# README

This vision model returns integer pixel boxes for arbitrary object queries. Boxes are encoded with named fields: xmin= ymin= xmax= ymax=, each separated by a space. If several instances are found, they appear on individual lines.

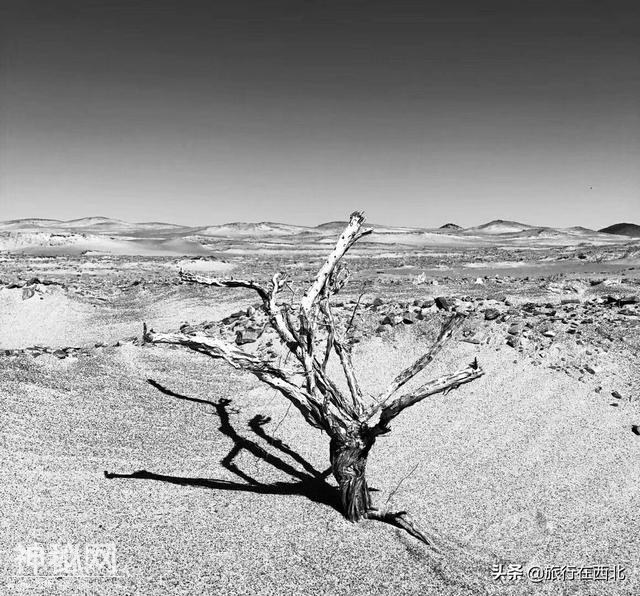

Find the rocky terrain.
xmin=1 ymin=223 xmax=639 ymax=595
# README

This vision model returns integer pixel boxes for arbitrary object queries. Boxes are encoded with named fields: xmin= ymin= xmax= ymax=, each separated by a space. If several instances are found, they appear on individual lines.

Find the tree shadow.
xmin=104 ymin=379 xmax=340 ymax=512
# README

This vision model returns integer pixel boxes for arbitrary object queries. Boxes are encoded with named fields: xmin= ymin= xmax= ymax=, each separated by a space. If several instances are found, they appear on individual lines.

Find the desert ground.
xmin=1 ymin=218 xmax=639 ymax=595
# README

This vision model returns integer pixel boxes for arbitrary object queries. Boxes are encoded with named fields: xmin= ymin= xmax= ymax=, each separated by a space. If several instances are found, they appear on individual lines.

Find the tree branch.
xmin=300 ymin=211 xmax=371 ymax=316
xmin=368 ymin=360 xmax=484 ymax=434
xmin=146 ymin=329 xmax=326 ymax=430
xmin=180 ymin=270 xmax=270 ymax=302
xmin=333 ymin=339 xmax=364 ymax=416
xmin=365 ymin=314 xmax=466 ymax=423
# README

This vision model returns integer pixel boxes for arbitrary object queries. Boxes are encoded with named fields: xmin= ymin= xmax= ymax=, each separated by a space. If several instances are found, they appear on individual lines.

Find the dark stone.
xmin=179 ymin=323 xmax=197 ymax=335
xmin=235 ymin=328 xmax=260 ymax=345
xmin=435 ymin=296 xmax=454 ymax=310
xmin=484 ymin=308 xmax=500 ymax=321
xmin=402 ymin=311 xmax=416 ymax=324
xmin=507 ymin=323 xmax=522 ymax=335
xmin=381 ymin=314 xmax=402 ymax=326
xmin=506 ymin=335 xmax=520 ymax=348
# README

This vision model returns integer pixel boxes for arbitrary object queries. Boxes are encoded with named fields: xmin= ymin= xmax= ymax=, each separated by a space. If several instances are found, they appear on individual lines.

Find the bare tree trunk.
xmin=329 ymin=433 xmax=374 ymax=522
xmin=143 ymin=212 xmax=485 ymax=546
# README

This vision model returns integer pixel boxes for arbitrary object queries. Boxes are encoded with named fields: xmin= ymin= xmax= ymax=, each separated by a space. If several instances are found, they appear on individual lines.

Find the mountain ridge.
xmin=2 ymin=216 xmax=638 ymax=235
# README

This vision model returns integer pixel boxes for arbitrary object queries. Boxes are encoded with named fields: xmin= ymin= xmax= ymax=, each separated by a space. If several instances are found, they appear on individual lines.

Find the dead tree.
xmin=144 ymin=212 xmax=484 ymax=545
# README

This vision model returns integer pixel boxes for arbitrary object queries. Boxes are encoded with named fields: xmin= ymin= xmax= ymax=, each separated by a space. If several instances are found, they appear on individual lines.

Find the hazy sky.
xmin=1 ymin=0 xmax=638 ymax=228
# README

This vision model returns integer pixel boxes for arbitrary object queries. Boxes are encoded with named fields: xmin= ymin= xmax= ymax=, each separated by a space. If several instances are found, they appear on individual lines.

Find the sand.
xmin=1 ymin=241 xmax=638 ymax=595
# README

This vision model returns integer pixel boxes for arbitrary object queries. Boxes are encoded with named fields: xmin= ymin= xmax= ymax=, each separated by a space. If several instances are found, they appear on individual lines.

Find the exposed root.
xmin=365 ymin=507 xmax=438 ymax=549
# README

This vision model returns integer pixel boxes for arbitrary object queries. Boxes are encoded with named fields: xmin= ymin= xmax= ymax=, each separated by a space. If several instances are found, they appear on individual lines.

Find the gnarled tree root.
xmin=365 ymin=508 xmax=438 ymax=550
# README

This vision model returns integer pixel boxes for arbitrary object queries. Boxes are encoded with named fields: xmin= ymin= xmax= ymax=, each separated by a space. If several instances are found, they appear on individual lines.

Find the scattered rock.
xmin=435 ymin=296 xmax=454 ymax=310
xmin=402 ymin=311 xmax=416 ymax=324
xmin=235 ymin=328 xmax=260 ymax=345
xmin=506 ymin=335 xmax=520 ymax=348
xmin=484 ymin=308 xmax=500 ymax=321
xmin=381 ymin=314 xmax=403 ymax=326
xmin=179 ymin=323 xmax=197 ymax=335
xmin=21 ymin=287 xmax=35 ymax=300
xmin=507 ymin=323 xmax=522 ymax=336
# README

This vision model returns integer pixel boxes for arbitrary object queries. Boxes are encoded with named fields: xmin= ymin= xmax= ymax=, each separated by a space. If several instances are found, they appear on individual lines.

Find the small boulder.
xmin=435 ymin=296 xmax=454 ymax=311
xmin=506 ymin=335 xmax=520 ymax=348
xmin=402 ymin=311 xmax=416 ymax=324
xmin=381 ymin=314 xmax=402 ymax=326
xmin=507 ymin=323 xmax=522 ymax=336
xmin=21 ymin=287 xmax=35 ymax=300
xmin=235 ymin=328 xmax=260 ymax=345
xmin=484 ymin=308 xmax=500 ymax=321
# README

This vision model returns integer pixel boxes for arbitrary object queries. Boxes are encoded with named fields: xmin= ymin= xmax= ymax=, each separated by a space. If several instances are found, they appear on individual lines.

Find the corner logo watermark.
xmin=491 ymin=562 xmax=627 ymax=583
xmin=13 ymin=542 xmax=118 ymax=577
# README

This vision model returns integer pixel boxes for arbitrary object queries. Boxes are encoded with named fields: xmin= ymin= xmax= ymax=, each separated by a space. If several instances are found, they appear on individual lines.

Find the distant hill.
xmin=314 ymin=221 xmax=349 ymax=231
xmin=198 ymin=222 xmax=309 ymax=236
xmin=1 ymin=215 xmax=637 ymax=254
xmin=599 ymin=223 xmax=640 ymax=237
xmin=58 ymin=216 xmax=128 ymax=227
xmin=471 ymin=220 xmax=536 ymax=234
xmin=565 ymin=226 xmax=596 ymax=235
xmin=0 ymin=217 xmax=186 ymax=232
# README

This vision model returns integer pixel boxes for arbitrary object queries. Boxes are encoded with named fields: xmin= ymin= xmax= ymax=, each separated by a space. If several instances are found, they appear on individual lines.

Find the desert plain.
xmin=1 ymin=217 xmax=639 ymax=595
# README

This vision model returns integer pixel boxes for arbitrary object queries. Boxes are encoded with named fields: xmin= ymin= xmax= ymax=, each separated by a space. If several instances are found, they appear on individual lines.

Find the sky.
xmin=1 ymin=0 xmax=638 ymax=228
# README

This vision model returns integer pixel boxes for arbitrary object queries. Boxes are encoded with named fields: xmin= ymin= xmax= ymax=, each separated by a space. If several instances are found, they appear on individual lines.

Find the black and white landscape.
xmin=1 ymin=1 xmax=639 ymax=595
